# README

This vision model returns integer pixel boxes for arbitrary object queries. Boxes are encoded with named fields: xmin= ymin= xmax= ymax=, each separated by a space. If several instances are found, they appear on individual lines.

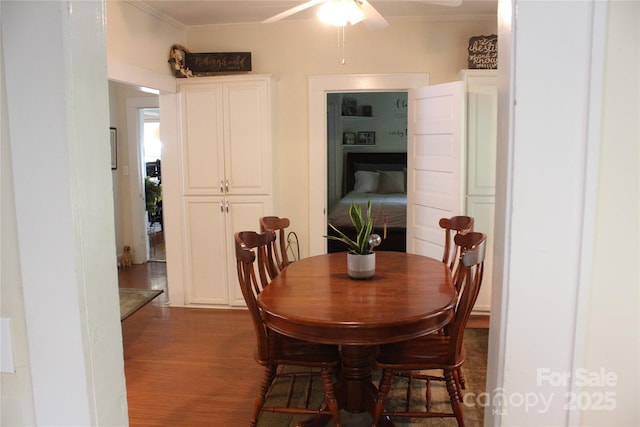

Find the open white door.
xmin=406 ymin=81 xmax=465 ymax=258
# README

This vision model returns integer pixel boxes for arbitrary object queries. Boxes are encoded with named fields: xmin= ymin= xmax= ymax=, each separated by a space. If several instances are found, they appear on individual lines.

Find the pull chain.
xmin=338 ymin=26 xmax=346 ymax=66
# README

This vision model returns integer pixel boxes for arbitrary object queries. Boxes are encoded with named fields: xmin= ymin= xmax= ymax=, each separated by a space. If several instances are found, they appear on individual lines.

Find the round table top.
xmin=258 ymin=251 xmax=457 ymax=345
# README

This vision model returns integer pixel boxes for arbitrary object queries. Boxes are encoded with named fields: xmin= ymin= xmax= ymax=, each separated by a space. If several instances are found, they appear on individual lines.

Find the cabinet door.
xmin=180 ymin=84 xmax=225 ymax=196
xmin=223 ymin=80 xmax=272 ymax=195
xmin=183 ymin=196 xmax=229 ymax=304
xmin=466 ymin=195 xmax=494 ymax=314
xmin=224 ymin=195 xmax=272 ymax=306
xmin=466 ymin=74 xmax=497 ymax=196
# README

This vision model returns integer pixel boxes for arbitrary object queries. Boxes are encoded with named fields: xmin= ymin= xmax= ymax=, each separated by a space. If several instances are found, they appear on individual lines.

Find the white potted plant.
xmin=326 ymin=200 xmax=381 ymax=279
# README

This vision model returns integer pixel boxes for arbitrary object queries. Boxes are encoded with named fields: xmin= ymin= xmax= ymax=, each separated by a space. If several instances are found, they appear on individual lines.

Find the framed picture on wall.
xmin=343 ymin=132 xmax=356 ymax=145
xmin=110 ymin=127 xmax=117 ymax=170
xmin=357 ymin=131 xmax=375 ymax=145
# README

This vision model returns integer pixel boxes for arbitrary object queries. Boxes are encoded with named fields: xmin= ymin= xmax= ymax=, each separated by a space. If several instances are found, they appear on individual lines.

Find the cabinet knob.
xmin=219 ymin=201 xmax=224 ymax=212
xmin=225 ymin=201 xmax=229 ymax=213
xmin=219 ymin=181 xmax=224 ymax=193
xmin=225 ymin=180 xmax=230 ymax=192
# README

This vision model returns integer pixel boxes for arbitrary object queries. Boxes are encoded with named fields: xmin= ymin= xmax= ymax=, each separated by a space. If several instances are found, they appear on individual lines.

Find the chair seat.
xmin=376 ymin=332 xmax=467 ymax=370
xmin=257 ymin=333 xmax=341 ymax=367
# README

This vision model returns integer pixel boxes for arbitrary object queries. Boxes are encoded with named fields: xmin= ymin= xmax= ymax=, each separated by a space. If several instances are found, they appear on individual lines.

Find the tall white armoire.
xmin=176 ymin=74 xmax=277 ymax=307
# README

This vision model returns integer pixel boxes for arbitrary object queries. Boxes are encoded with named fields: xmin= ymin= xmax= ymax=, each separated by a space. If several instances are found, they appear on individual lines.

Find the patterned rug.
xmin=258 ymin=328 xmax=489 ymax=426
xmin=119 ymin=288 xmax=163 ymax=321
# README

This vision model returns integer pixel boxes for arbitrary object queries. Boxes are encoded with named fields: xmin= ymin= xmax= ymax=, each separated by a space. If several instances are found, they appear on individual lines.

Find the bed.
xmin=327 ymin=152 xmax=407 ymax=253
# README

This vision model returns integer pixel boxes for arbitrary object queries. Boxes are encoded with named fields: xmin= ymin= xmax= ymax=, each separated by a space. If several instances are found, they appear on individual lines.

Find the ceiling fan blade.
xmin=262 ymin=0 xmax=326 ymax=24
xmin=358 ymin=0 xmax=389 ymax=30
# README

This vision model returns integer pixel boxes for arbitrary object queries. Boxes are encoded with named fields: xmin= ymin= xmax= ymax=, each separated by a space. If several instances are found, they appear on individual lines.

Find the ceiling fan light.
xmin=317 ymin=0 xmax=365 ymax=27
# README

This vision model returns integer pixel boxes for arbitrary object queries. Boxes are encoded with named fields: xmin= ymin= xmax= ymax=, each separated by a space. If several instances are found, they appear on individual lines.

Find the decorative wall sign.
xmin=169 ymin=44 xmax=252 ymax=77
xmin=468 ymin=35 xmax=497 ymax=69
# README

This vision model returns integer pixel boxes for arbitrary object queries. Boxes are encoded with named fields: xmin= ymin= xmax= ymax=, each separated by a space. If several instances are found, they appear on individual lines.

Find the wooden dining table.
xmin=257 ymin=251 xmax=457 ymax=426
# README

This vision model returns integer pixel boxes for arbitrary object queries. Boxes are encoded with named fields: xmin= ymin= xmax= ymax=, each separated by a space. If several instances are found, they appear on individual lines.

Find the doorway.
xmin=308 ymin=74 xmax=430 ymax=255
xmin=326 ymin=91 xmax=409 ymax=253
xmin=142 ymin=108 xmax=165 ymax=262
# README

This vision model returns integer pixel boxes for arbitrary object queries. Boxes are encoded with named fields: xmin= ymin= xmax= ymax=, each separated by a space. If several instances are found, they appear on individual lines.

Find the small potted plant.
xmin=326 ymin=200 xmax=381 ymax=279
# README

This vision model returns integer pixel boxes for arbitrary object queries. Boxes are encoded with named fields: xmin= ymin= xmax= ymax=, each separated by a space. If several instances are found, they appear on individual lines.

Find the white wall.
xmin=0 ymin=20 xmax=36 ymax=423
xmin=106 ymin=0 xmax=186 ymax=77
xmin=487 ymin=0 xmax=639 ymax=425
xmin=1 ymin=1 xmax=127 ymax=425
xmin=581 ymin=1 xmax=639 ymax=425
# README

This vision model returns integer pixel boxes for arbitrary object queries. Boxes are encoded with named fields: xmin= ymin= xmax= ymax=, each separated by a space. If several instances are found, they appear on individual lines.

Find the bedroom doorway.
xmin=326 ymin=91 xmax=408 ymax=253
xmin=309 ymin=73 xmax=430 ymax=256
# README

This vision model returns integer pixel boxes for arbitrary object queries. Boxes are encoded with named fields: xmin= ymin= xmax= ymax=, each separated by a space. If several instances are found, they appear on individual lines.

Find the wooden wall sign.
xmin=185 ymin=52 xmax=251 ymax=76
xmin=468 ymin=35 xmax=497 ymax=69
xmin=169 ymin=45 xmax=252 ymax=77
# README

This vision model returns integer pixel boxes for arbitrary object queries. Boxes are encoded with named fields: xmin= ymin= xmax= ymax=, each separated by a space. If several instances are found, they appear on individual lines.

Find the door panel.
xmin=225 ymin=196 xmax=272 ymax=306
xmin=184 ymin=197 xmax=228 ymax=304
xmin=179 ymin=84 xmax=224 ymax=195
xmin=466 ymin=196 xmax=495 ymax=313
xmin=224 ymin=81 xmax=271 ymax=195
xmin=407 ymin=81 xmax=464 ymax=259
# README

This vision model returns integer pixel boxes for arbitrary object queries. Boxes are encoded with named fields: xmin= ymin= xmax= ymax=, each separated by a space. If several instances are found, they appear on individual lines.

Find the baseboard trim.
xmin=467 ymin=313 xmax=490 ymax=328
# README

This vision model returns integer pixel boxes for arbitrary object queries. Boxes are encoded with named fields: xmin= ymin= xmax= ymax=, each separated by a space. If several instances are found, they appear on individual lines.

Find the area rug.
xmin=119 ymin=288 xmax=163 ymax=321
xmin=257 ymin=328 xmax=489 ymax=427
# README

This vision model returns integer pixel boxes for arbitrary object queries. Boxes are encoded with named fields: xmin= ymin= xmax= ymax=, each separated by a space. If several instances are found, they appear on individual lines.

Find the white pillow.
xmin=376 ymin=170 xmax=405 ymax=194
xmin=353 ymin=170 xmax=380 ymax=193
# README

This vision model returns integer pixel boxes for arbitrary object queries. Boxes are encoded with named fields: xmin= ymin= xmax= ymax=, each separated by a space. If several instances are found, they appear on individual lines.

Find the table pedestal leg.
xmin=340 ymin=345 xmax=395 ymax=427
xmin=295 ymin=345 xmax=395 ymax=427
xmin=340 ymin=345 xmax=374 ymax=412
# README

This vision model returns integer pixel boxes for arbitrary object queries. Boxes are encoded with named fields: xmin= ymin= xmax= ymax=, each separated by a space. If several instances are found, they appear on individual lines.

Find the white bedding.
xmin=327 ymin=191 xmax=407 ymax=229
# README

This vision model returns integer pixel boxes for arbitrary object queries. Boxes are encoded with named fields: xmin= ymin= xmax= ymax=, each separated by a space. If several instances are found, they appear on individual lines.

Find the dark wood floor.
xmin=119 ymin=262 xmax=488 ymax=426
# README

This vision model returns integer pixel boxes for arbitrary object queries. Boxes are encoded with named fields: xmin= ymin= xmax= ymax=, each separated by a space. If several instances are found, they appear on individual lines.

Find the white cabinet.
xmin=460 ymin=69 xmax=497 ymax=315
xmin=182 ymin=195 xmax=271 ymax=306
xmin=177 ymin=75 xmax=276 ymax=306
xmin=179 ymin=77 xmax=273 ymax=196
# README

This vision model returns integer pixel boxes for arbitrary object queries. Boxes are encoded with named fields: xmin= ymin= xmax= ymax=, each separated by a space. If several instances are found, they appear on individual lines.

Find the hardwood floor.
xmin=119 ymin=262 xmax=260 ymax=425
xmin=119 ymin=262 xmax=489 ymax=426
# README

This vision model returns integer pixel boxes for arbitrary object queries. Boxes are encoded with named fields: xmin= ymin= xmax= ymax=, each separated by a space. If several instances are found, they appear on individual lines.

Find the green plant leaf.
xmin=326 ymin=200 xmax=374 ymax=254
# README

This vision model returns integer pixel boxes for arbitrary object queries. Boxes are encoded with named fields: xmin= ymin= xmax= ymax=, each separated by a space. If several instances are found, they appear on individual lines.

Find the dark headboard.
xmin=343 ymin=151 xmax=407 ymax=196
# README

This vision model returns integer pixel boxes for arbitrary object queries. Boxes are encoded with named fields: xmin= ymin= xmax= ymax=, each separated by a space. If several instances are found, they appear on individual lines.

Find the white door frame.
xmin=308 ymin=74 xmax=430 ymax=256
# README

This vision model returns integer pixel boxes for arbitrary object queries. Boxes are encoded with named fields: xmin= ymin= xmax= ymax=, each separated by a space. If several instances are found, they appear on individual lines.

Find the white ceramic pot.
xmin=347 ymin=252 xmax=375 ymax=279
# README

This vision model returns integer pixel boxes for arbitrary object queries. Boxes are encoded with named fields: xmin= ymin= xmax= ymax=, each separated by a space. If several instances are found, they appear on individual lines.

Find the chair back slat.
xmin=447 ymin=232 xmax=486 ymax=359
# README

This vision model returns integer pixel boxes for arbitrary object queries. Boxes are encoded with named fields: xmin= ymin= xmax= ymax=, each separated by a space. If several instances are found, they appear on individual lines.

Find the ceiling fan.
xmin=262 ymin=0 xmax=463 ymax=30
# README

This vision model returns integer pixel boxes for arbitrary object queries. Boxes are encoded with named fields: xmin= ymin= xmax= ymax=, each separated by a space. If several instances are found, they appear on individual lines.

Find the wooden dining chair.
xmin=234 ymin=231 xmax=342 ymax=427
xmin=371 ymin=232 xmax=486 ymax=427
xmin=440 ymin=215 xmax=474 ymax=280
xmin=259 ymin=216 xmax=293 ymax=273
